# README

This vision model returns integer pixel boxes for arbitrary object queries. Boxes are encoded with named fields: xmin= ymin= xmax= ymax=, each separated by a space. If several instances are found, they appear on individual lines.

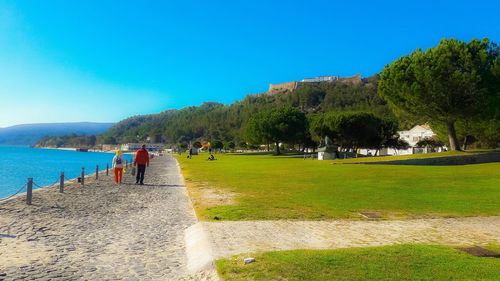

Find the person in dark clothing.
xmin=134 ymin=145 xmax=150 ymax=185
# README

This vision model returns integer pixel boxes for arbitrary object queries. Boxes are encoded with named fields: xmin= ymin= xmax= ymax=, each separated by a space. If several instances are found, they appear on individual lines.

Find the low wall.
xmin=363 ymin=152 xmax=500 ymax=166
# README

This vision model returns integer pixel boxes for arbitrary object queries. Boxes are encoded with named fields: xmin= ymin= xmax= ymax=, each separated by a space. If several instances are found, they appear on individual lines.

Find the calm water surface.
xmin=0 ymin=146 xmax=132 ymax=199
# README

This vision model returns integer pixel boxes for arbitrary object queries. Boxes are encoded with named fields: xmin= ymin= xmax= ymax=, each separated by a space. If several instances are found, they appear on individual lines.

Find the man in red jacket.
xmin=134 ymin=145 xmax=150 ymax=185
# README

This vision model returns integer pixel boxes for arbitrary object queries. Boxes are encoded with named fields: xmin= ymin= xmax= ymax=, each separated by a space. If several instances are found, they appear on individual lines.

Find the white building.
xmin=102 ymin=144 xmax=121 ymax=151
xmin=358 ymin=124 xmax=445 ymax=156
xmin=398 ymin=124 xmax=435 ymax=147
xmin=301 ymin=76 xmax=339 ymax=83
xmin=121 ymin=143 xmax=164 ymax=152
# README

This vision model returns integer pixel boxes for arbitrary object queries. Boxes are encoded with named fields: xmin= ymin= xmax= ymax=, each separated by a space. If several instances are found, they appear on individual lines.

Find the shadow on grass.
xmin=120 ymin=182 xmax=183 ymax=188
xmin=352 ymin=152 xmax=500 ymax=166
xmin=227 ymin=151 xmax=306 ymax=157
xmin=221 ymin=149 xmax=500 ymax=164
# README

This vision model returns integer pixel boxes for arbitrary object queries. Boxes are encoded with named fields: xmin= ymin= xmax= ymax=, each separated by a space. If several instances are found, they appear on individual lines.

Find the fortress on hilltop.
xmin=268 ymin=74 xmax=364 ymax=94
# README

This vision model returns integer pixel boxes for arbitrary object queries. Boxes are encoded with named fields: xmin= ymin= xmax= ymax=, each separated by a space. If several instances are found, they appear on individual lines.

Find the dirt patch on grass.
xmin=359 ymin=212 xmax=381 ymax=219
xmin=457 ymin=246 xmax=500 ymax=258
xmin=186 ymin=181 xmax=237 ymax=211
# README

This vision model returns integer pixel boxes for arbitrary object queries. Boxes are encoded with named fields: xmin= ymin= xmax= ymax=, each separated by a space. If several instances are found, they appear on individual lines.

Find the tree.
xmin=87 ymin=135 xmax=97 ymax=147
xmin=246 ymin=107 xmax=307 ymax=155
xmin=292 ymin=86 xmax=325 ymax=111
xmin=379 ymin=38 xmax=499 ymax=150
xmin=416 ymin=137 xmax=445 ymax=149
xmin=101 ymin=135 xmax=117 ymax=145
xmin=302 ymin=133 xmax=319 ymax=152
xmin=333 ymin=112 xmax=397 ymax=152
xmin=245 ymin=114 xmax=272 ymax=148
xmin=237 ymin=141 xmax=248 ymax=150
xmin=386 ymin=138 xmax=410 ymax=151
xmin=212 ymin=140 xmax=223 ymax=151
xmin=311 ymin=111 xmax=398 ymax=152
xmin=177 ymin=142 xmax=188 ymax=150
xmin=308 ymin=113 xmax=338 ymax=143
xmin=223 ymin=141 xmax=235 ymax=151
xmin=192 ymin=141 xmax=202 ymax=149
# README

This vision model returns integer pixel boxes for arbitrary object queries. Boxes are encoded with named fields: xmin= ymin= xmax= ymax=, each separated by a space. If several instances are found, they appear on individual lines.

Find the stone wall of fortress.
xmin=339 ymin=74 xmax=362 ymax=85
xmin=268 ymin=81 xmax=298 ymax=93
xmin=268 ymin=74 xmax=363 ymax=93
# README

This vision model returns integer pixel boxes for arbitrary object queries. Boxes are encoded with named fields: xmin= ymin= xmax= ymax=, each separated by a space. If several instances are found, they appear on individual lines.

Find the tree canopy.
xmin=379 ymin=38 xmax=500 ymax=150
xmin=309 ymin=111 xmax=399 ymax=151
xmin=246 ymin=107 xmax=307 ymax=155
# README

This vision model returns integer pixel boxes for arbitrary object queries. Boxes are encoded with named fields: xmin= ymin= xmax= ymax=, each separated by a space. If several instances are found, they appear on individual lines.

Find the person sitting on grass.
xmin=208 ymin=154 xmax=216 ymax=161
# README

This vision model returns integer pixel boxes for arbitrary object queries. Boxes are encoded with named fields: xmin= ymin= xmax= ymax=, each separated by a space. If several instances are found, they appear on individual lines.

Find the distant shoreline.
xmin=38 ymin=146 xmax=79 ymax=151
xmin=37 ymin=146 xmax=136 ymax=155
xmin=38 ymin=147 xmax=115 ymax=154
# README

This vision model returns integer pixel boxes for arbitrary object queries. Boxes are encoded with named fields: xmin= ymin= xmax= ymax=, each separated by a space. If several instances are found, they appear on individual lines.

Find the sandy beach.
xmin=0 ymin=155 xmax=217 ymax=281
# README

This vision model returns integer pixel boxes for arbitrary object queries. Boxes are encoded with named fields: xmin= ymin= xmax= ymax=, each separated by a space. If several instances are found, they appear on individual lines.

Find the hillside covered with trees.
xmin=37 ymin=39 xmax=500 ymax=151
xmin=0 ymin=122 xmax=113 ymax=146
xmin=96 ymin=75 xmax=395 ymax=149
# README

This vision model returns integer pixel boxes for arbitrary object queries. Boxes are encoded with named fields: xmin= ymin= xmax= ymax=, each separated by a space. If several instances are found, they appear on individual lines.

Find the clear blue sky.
xmin=0 ymin=0 xmax=498 ymax=127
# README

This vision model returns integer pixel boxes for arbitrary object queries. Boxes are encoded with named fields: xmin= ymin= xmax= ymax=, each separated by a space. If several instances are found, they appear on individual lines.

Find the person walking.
xmin=134 ymin=144 xmax=150 ymax=185
xmin=112 ymin=150 xmax=125 ymax=185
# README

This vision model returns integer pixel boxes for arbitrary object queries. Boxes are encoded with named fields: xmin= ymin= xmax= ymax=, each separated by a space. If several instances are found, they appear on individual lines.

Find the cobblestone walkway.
xmin=0 ymin=155 xmax=216 ymax=281
xmin=202 ymin=217 xmax=500 ymax=259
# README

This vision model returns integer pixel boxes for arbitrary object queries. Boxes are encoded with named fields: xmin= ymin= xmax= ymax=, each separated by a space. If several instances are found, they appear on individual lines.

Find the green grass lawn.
xmin=216 ymin=244 xmax=500 ymax=281
xmin=177 ymin=152 xmax=500 ymax=220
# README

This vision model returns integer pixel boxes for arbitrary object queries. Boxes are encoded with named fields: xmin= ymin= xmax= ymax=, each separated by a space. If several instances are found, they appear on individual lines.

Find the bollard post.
xmin=96 ymin=165 xmax=99 ymax=180
xmin=27 ymin=178 xmax=33 ymax=205
xmin=60 ymin=172 xmax=64 ymax=193
xmin=81 ymin=167 xmax=85 ymax=186
xmin=106 ymin=163 xmax=109 ymax=176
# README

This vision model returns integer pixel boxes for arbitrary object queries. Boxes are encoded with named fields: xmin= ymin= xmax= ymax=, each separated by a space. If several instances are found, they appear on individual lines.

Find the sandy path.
xmin=0 ymin=155 xmax=217 ymax=281
xmin=202 ymin=217 xmax=500 ymax=259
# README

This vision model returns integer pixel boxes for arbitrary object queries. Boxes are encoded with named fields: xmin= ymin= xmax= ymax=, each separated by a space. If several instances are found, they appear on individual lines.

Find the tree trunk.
xmin=462 ymin=135 xmax=469 ymax=151
xmin=267 ymin=142 xmax=270 ymax=152
xmin=275 ymin=142 xmax=281 ymax=155
xmin=447 ymin=121 xmax=461 ymax=151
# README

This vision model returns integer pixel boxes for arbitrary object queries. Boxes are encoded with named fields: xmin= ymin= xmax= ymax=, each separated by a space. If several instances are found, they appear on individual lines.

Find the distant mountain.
xmin=0 ymin=122 xmax=114 ymax=146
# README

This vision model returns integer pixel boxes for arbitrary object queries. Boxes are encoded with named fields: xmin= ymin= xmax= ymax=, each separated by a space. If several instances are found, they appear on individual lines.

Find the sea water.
xmin=0 ymin=146 xmax=132 ymax=199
